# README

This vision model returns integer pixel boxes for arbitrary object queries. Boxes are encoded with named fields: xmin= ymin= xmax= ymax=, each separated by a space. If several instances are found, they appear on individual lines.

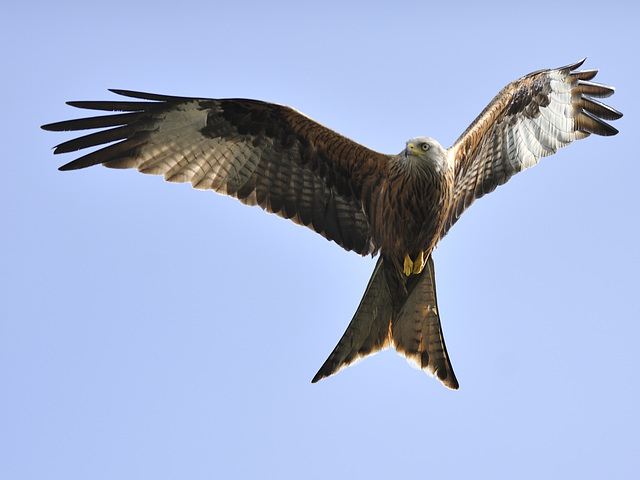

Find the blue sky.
xmin=2 ymin=1 xmax=638 ymax=478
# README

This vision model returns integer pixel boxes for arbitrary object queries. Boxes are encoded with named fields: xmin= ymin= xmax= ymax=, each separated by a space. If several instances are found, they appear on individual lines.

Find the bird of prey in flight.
xmin=42 ymin=59 xmax=621 ymax=389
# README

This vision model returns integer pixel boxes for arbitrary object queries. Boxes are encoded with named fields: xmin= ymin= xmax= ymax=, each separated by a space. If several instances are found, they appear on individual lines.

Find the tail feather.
xmin=391 ymin=256 xmax=459 ymax=389
xmin=313 ymin=255 xmax=459 ymax=390
xmin=311 ymin=257 xmax=393 ymax=382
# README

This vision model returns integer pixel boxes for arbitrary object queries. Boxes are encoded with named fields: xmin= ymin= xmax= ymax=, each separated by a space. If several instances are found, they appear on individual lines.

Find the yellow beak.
xmin=407 ymin=143 xmax=425 ymax=155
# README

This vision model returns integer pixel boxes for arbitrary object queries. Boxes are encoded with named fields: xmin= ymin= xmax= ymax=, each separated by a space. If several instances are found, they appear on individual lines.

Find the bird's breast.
xmin=367 ymin=168 xmax=452 ymax=268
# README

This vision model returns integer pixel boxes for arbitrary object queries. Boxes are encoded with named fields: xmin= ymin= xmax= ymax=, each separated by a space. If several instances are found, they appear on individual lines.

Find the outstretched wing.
xmin=42 ymin=90 xmax=389 ymax=255
xmin=441 ymin=59 xmax=622 ymax=239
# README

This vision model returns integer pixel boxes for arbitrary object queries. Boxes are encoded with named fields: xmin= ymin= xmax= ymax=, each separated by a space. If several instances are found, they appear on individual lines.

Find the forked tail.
xmin=312 ymin=256 xmax=459 ymax=389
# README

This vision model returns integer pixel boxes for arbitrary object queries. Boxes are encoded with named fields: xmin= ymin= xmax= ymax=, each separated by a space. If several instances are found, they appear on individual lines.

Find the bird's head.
xmin=403 ymin=137 xmax=451 ymax=175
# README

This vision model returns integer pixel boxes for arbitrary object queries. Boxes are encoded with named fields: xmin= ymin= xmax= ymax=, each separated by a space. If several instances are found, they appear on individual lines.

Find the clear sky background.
xmin=2 ymin=1 xmax=638 ymax=479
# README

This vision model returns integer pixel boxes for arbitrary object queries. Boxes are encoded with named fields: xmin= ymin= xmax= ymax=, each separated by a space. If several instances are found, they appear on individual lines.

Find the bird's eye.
xmin=421 ymin=143 xmax=429 ymax=151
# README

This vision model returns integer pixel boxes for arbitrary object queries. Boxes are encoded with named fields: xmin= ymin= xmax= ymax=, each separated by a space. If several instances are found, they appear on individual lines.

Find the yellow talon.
xmin=403 ymin=254 xmax=413 ymax=276
xmin=403 ymin=252 xmax=426 ymax=276
xmin=413 ymin=251 xmax=426 ymax=274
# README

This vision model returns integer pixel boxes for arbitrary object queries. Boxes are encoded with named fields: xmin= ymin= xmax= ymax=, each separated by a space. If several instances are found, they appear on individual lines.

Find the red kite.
xmin=42 ymin=59 xmax=621 ymax=389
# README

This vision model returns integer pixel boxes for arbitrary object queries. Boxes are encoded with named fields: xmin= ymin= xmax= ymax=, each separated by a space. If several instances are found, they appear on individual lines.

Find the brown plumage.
xmin=42 ymin=59 xmax=621 ymax=389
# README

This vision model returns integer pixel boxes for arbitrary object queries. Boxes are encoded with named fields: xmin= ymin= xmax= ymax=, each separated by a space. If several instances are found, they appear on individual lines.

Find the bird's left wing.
xmin=440 ymin=59 xmax=622 ymax=239
xmin=42 ymin=90 xmax=389 ymax=256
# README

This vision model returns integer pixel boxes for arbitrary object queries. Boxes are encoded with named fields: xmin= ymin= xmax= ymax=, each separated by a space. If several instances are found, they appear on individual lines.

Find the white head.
xmin=402 ymin=137 xmax=451 ymax=175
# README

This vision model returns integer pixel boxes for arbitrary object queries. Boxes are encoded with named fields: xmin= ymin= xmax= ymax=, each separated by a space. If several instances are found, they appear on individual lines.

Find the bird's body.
xmin=42 ymin=59 xmax=621 ymax=389
xmin=368 ymin=138 xmax=452 ymax=277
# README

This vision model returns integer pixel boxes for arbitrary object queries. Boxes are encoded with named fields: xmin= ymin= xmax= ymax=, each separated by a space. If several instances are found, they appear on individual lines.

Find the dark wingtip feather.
xmin=580 ymin=96 xmax=623 ymax=121
xmin=576 ymin=80 xmax=616 ymax=99
xmin=577 ymin=109 xmax=620 ymax=136
xmin=41 ymin=112 xmax=146 ymax=133
xmin=56 ymin=135 xmax=148 ymax=171
xmin=560 ymin=58 xmax=587 ymax=73
xmin=58 ymin=162 xmax=80 ymax=172
xmin=52 ymin=125 xmax=134 ymax=154
xmin=64 ymin=99 xmax=160 ymax=112
xmin=41 ymin=121 xmax=64 ymax=132
xmin=108 ymin=89 xmax=194 ymax=102
xmin=58 ymin=155 xmax=98 ymax=171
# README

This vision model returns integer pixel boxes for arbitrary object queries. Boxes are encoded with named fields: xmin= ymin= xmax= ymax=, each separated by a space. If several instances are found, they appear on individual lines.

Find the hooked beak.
xmin=406 ymin=142 xmax=424 ymax=156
